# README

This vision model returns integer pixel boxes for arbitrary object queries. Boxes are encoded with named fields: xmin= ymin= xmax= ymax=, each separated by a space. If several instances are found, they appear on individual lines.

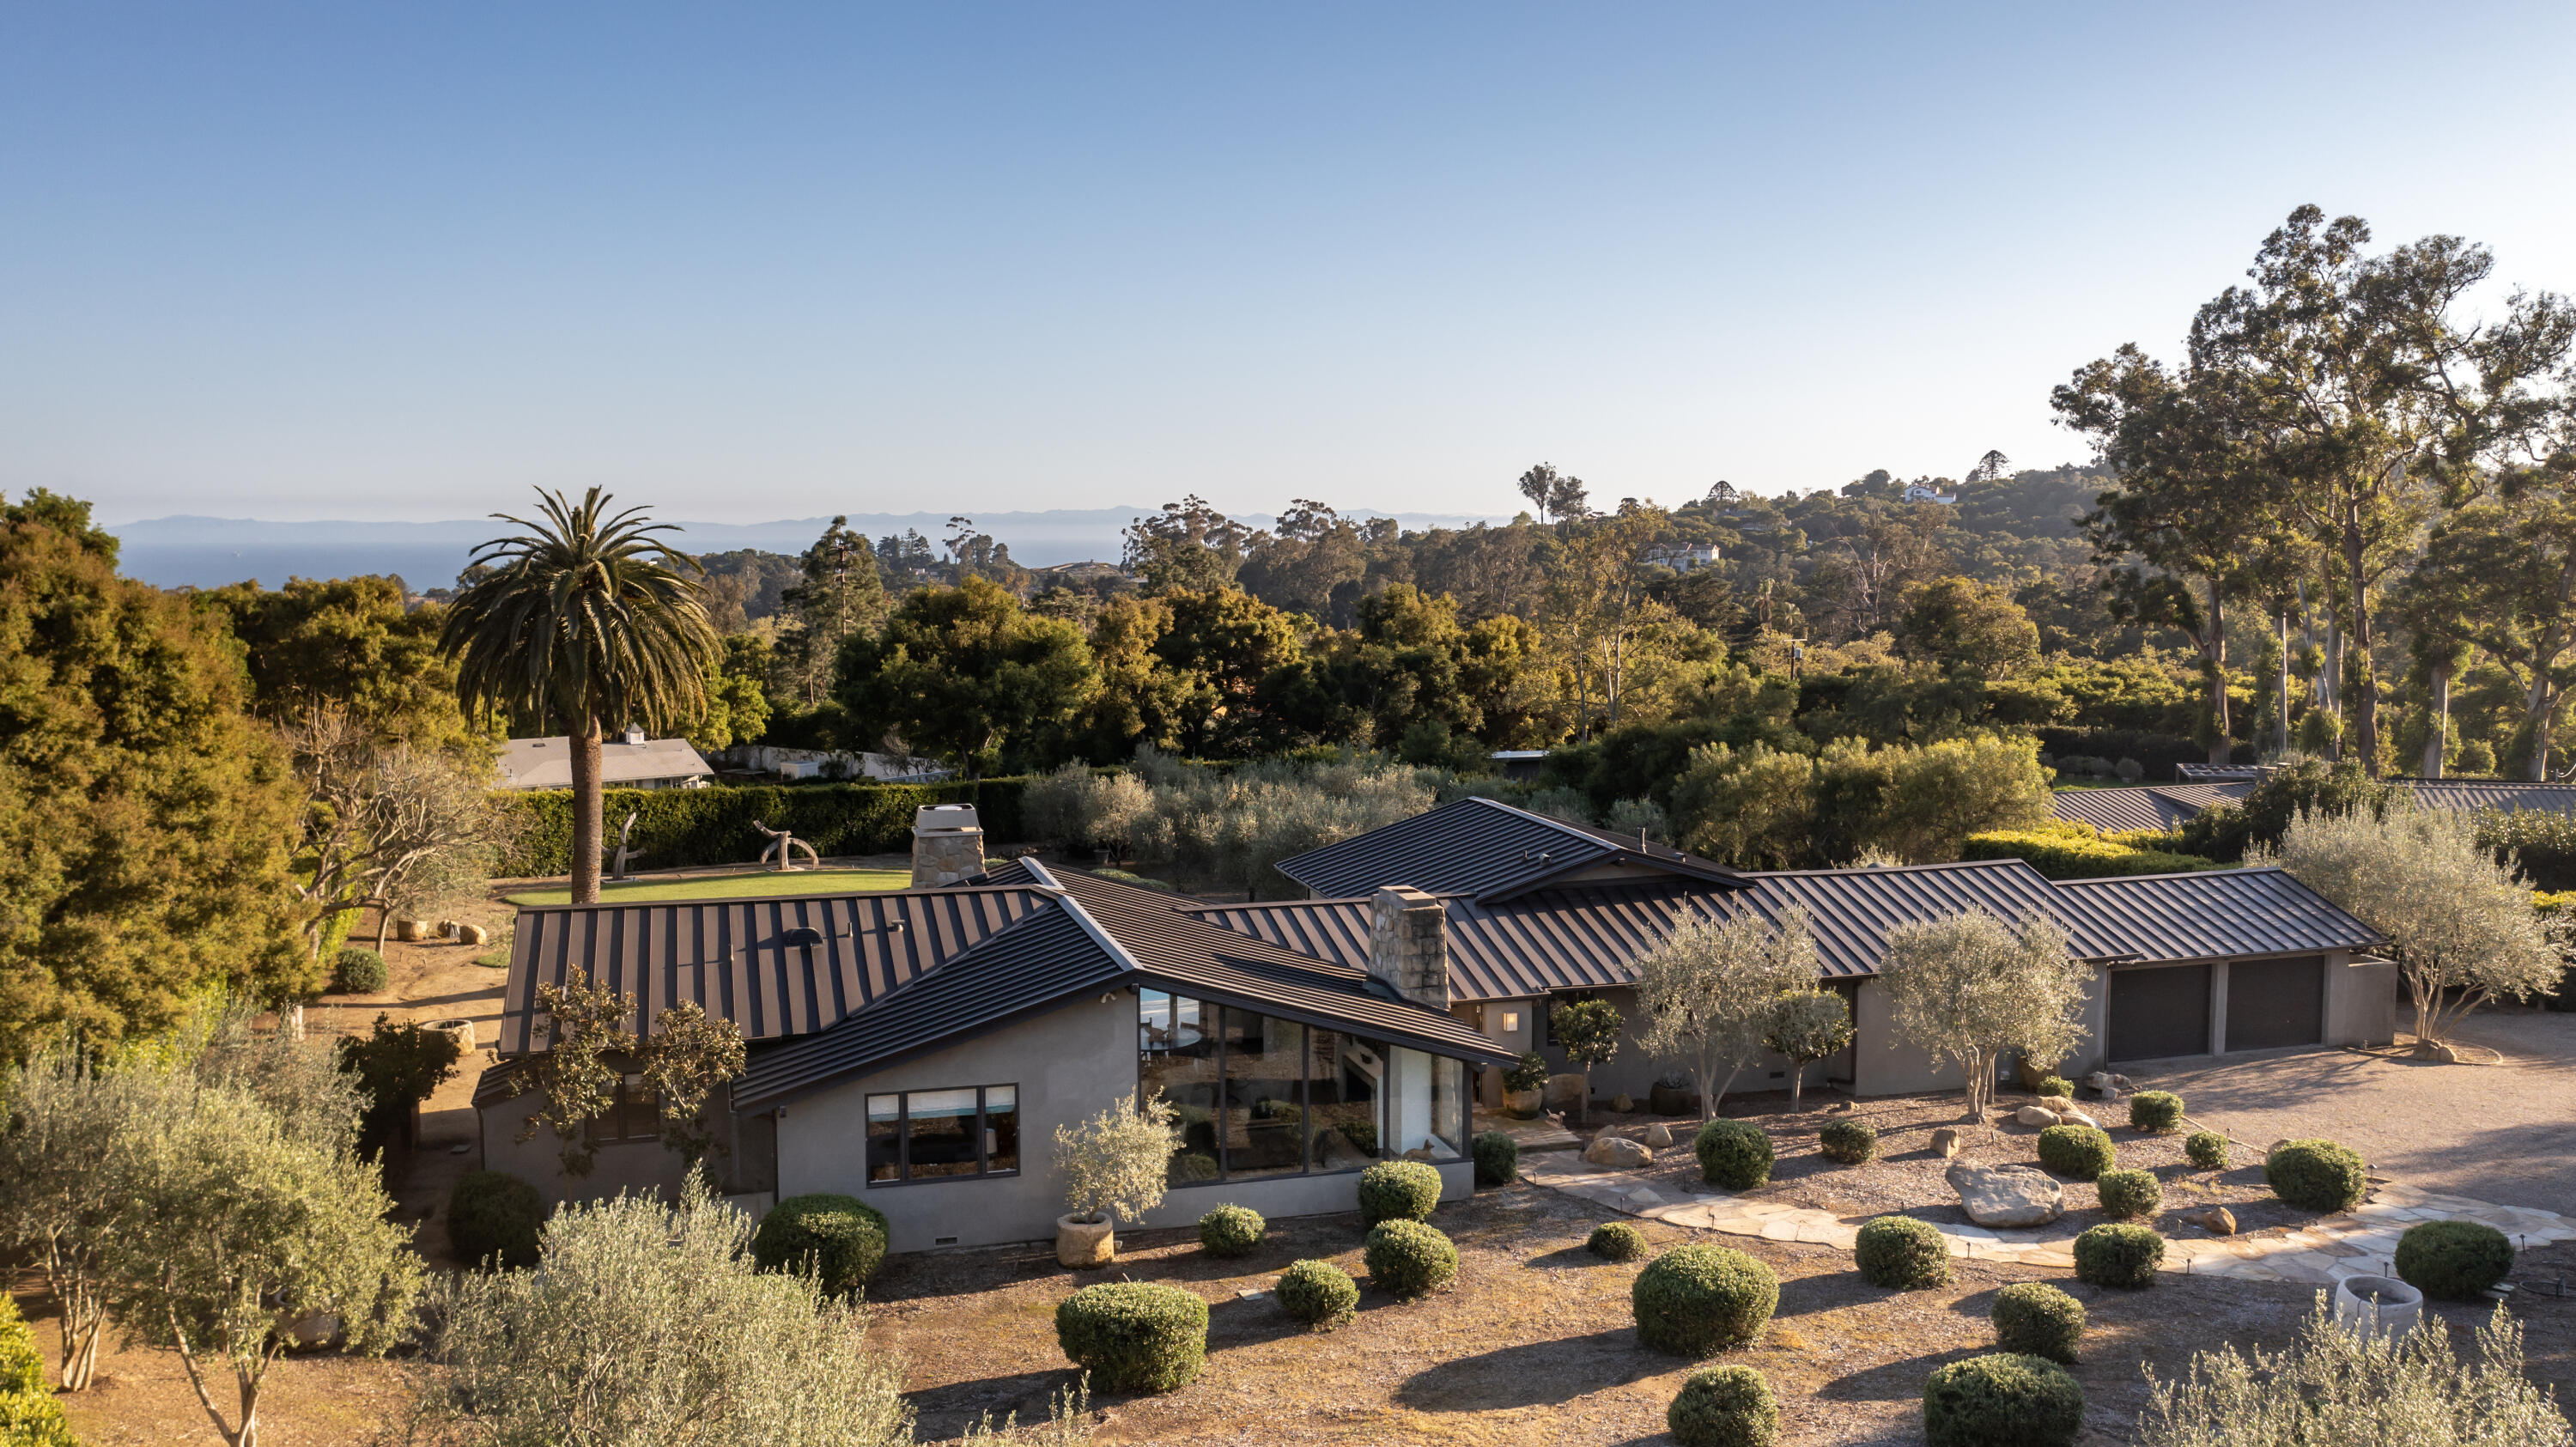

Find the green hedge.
xmin=1055 ymin=1281 xmax=1208 ymax=1393
xmin=1960 ymin=830 xmax=2217 ymax=879
xmin=2394 ymin=1219 xmax=2514 ymax=1300
xmin=494 ymin=776 xmax=1033 ymax=877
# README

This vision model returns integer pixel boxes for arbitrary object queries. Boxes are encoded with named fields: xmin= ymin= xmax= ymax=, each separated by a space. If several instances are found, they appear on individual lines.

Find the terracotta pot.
xmin=1055 ymin=1213 xmax=1115 ymax=1268
xmin=1502 ymin=1087 xmax=1544 ymax=1119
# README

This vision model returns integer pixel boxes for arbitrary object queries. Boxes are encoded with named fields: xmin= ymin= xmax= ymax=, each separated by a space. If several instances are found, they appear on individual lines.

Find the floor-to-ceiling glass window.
xmin=1139 ymin=989 xmax=1220 ymax=1184
xmin=1301 ymin=1028 xmax=1384 ymax=1172
xmin=1219 ymin=1007 xmax=1306 ymax=1179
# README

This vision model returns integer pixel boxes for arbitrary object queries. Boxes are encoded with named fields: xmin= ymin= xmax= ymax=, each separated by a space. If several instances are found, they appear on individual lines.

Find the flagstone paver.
xmin=1516 ymin=1155 xmax=2576 ymax=1289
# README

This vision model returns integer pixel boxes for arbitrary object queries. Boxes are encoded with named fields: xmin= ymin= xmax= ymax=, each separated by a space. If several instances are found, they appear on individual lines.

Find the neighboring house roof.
xmin=2403 ymin=780 xmax=2576 ymax=814
xmin=495 ymin=734 xmax=715 ymax=789
xmin=2056 ymin=868 xmax=2383 ymax=963
xmin=2049 ymin=783 xmax=2251 ymax=832
xmin=1274 ymin=796 xmax=1745 ymax=902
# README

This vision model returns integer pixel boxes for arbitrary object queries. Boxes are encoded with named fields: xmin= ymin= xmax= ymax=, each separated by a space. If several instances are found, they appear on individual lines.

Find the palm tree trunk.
xmin=572 ymin=720 xmax=605 ymax=905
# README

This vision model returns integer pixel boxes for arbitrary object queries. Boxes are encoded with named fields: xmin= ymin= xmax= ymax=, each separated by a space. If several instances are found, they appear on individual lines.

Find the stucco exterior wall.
xmin=477 ymin=1079 xmax=765 ymax=1209
xmin=2324 ymin=951 xmax=2398 ymax=1049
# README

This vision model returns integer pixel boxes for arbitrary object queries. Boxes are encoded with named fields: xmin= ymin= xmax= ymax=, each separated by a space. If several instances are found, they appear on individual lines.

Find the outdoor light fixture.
xmin=1501 ymin=1012 xmax=1521 ymax=1032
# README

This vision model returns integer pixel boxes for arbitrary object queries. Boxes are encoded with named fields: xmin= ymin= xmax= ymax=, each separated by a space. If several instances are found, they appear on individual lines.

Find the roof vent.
xmin=781 ymin=926 xmax=824 ymax=947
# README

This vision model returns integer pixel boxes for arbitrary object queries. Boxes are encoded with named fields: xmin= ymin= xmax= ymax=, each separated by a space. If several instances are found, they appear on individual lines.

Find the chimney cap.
xmin=913 ymin=803 xmax=981 ymax=835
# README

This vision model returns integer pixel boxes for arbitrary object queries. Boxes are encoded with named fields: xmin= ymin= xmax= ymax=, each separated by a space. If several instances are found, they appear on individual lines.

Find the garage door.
xmin=2227 ymin=956 xmax=2324 ymax=1051
xmin=2107 ymin=963 xmax=2211 ymax=1062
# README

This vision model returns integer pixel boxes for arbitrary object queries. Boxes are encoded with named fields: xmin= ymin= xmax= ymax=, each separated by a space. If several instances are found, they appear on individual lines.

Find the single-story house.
xmin=2051 ymin=777 xmax=2576 ymax=833
xmin=497 ymin=728 xmax=715 ymax=790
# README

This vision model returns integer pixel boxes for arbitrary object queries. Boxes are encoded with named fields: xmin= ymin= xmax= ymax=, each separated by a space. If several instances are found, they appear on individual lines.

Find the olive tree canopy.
xmin=1878 ymin=909 xmax=2090 ymax=1121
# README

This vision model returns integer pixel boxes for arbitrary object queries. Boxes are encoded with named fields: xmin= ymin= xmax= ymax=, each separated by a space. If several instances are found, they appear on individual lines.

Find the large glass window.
xmin=860 ymin=1085 xmax=1020 ymax=1186
xmin=1303 ymin=1027 xmax=1382 ymax=1171
xmin=1139 ymin=990 xmax=1221 ymax=1185
xmin=1220 ymin=1007 xmax=1305 ymax=1180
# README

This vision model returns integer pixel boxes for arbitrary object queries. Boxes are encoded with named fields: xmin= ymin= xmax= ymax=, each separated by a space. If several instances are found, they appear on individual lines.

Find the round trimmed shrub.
xmin=2128 ymin=1091 xmax=2185 ymax=1133
xmin=1694 ymin=1119 xmax=1774 ymax=1190
xmin=2036 ymin=1076 xmax=2072 ymax=1099
xmin=750 ymin=1193 xmax=890 ymax=1297
xmin=2265 ymin=1139 xmax=2368 ymax=1212
xmin=1589 ymin=1221 xmax=1648 ymax=1261
xmin=1818 ymin=1118 xmax=1878 ymax=1164
xmin=331 ymin=945 xmax=389 ymax=994
xmin=1364 ymin=1219 xmax=1459 ymax=1299
xmin=1357 ymin=1159 xmax=1443 ymax=1226
xmin=1854 ymin=1215 xmax=1950 ymax=1290
xmin=1631 ymin=1243 xmax=1779 ymax=1357
xmin=1668 ymin=1363 xmax=1779 ymax=1447
xmin=2036 ymin=1123 xmax=2115 ymax=1181
xmin=447 ymin=1170 xmax=543 ymax=1270
xmin=2394 ymin=1219 xmax=2514 ymax=1300
xmin=1275 ymin=1259 xmax=1359 ymax=1330
xmin=1990 ymin=1282 xmax=2086 ymax=1364
xmin=2072 ymin=1223 xmax=2164 ymax=1288
xmin=1198 ymin=1204 xmax=1265 ymax=1258
xmin=2184 ymin=1130 xmax=2230 ymax=1170
xmin=1055 ymin=1281 xmax=1208 ymax=1393
xmin=1922 ymin=1353 xmax=2084 ymax=1447
xmin=1473 ymin=1129 xmax=1519 ymax=1187
xmin=2094 ymin=1169 xmax=2161 ymax=1220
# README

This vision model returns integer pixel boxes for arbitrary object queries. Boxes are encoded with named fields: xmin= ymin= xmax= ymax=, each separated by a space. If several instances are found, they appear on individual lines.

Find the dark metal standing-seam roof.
xmin=1736 ymin=860 xmax=2136 ymax=979
xmin=2053 ymin=867 xmax=2384 ymax=961
xmin=2049 ymin=784 xmax=2250 ymax=833
xmin=2406 ymin=780 xmax=2576 ymax=816
xmin=1272 ymin=795 xmax=1742 ymax=901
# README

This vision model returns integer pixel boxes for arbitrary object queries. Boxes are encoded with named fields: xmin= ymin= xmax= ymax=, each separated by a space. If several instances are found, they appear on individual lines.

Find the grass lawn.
xmin=503 ymin=867 xmax=910 ymax=906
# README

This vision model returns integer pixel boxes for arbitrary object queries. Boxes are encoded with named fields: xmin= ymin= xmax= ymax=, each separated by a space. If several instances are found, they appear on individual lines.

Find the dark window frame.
xmin=862 ymin=1084 xmax=1021 ymax=1188
xmin=590 ymin=1073 xmax=661 ymax=1145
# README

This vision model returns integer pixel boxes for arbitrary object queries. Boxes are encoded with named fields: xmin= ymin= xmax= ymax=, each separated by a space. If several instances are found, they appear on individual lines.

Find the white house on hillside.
xmin=495 ymin=729 xmax=714 ymax=790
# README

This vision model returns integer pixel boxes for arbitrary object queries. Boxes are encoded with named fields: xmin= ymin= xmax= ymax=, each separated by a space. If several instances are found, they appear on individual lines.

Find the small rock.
xmin=1235 ymin=1288 xmax=1270 ymax=1301
xmin=1947 ymin=1162 xmax=2065 ymax=1227
xmin=2083 ymin=1070 xmax=2117 ymax=1099
xmin=1929 ymin=1128 xmax=1965 ymax=1158
xmin=2425 ymin=1042 xmax=2463 ymax=1064
xmin=1583 ymin=1135 xmax=1654 ymax=1170
xmin=2111 ymin=1073 xmax=2136 ymax=1091
xmin=457 ymin=923 xmax=490 ymax=947
xmin=448 ymin=1143 xmax=471 ymax=1156
xmin=1643 ymin=1122 xmax=1674 ymax=1148
xmin=1545 ymin=1073 xmax=1589 ymax=1110
xmin=2266 ymin=1139 xmax=2291 ymax=1158
xmin=2057 ymin=1108 xmax=2099 ymax=1129
xmin=2185 ymin=1207 xmax=2237 ymax=1236
xmin=1612 ymin=1092 xmax=1636 ymax=1113
xmin=2014 ymin=1105 xmax=2061 ymax=1128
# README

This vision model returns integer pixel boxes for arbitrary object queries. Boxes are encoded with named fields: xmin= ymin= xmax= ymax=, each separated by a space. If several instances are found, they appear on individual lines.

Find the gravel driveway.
xmin=2130 ymin=1005 xmax=2576 ymax=1219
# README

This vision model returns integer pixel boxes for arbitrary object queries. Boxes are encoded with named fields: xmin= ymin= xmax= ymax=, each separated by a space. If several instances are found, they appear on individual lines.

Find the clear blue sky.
xmin=6 ymin=2 xmax=2572 ymax=525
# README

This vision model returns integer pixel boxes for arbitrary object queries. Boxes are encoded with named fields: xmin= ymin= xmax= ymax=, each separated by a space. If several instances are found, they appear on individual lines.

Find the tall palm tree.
xmin=440 ymin=487 xmax=717 ymax=904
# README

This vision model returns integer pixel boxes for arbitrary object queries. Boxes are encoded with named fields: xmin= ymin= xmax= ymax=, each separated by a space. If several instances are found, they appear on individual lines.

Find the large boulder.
xmin=1584 ymin=1134 xmax=1654 ymax=1169
xmin=1947 ymin=1162 xmax=2065 ymax=1227
xmin=1546 ymin=1073 xmax=1589 ymax=1111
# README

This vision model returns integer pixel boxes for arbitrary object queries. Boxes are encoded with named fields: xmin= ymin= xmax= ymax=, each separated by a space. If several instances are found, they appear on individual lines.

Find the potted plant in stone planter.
xmin=1501 ymin=1053 xmax=1550 ymax=1119
xmin=1649 ymin=1073 xmax=1692 ymax=1118
xmin=1051 ymin=1090 xmax=1178 ymax=1268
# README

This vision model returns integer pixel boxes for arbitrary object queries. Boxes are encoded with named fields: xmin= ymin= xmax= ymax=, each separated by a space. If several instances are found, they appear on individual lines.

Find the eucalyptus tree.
xmin=439 ymin=488 xmax=718 ymax=904
xmin=2401 ymin=465 xmax=2576 ymax=778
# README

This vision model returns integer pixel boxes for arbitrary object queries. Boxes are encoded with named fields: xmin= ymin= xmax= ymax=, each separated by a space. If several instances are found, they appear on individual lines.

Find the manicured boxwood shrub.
xmin=1632 ymin=1244 xmax=1779 ymax=1357
xmin=1854 ymin=1216 xmax=1950 ymax=1290
xmin=1818 ymin=1118 xmax=1878 ymax=1164
xmin=2394 ymin=1219 xmax=2515 ymax=1300
xmin=1667 ymin=1363 xmax=1779 ymax=1447
xmin=1695 ymin=1119 xmax=1774 ymax=1190
xmin=1959 ymin=828 xmax=2216 ymax=879
xmin=2036 ymin=1124 xmax=2115 ymax=1181
xmin=2035 ymin=1076 xmax=2072 ymax=1099
xmin=2128 ymin=1091 xmax=2184 ymax=1133
xmin=1990 ymin=1282 xmax=2086 ymax=1364
xmin=1357 ymin=1159 xmax=1444 ymax=1226
xmin=2184 ymin=1130 xmax=2230 ymax=1170
xmin=1589 ymin=1222 xmax=1648 ymax=1261
xmin=1922 ymin=1353 xmax=2085 ymax=1447
xmin=1055 ymin=1281 xmax=1209 ymax=1393
xmin=1364 ymin=1219 xmax=1459 ymax=1299
xmin=2265 ymin=1139 xmax=2369 ymax=1212
xmin=2072 ymin=1224 xmax=2165 ymax=1288
xmin=1198 ymin=1204 xmax=1266 ymax=1258
xmin=331 ymin=945 xmax=389 ymax=994
xmin=1473 ymin=1129 xmax=1519 ymax=1187
xmin=1275 ymin=1259 xmax=1360 ymax=1330
xmin=2094 ymin=1169 xmax=2161 ymax=1220
xmin=750 ymin=1193 xmax=890 ymax=1297
xmin=447 ymin=1170 xmax=544 ymax=1270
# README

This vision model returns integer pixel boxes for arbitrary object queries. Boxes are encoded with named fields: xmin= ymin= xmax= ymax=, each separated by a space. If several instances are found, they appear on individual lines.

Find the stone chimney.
xmin=1369 ymin=886 xmax=1449 ymax=1010
xmin=911 ymin=804 xmax=985 ymax=887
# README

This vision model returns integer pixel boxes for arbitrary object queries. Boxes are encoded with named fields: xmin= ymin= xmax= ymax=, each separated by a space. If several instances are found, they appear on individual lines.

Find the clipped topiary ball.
xmin=2394 ymin=1219 xmax=2515 ymax=1300
xmin=1668 ymin=1363 xmax=1780 ymax=1447
xmin=2184 ymin=1130 xmax=2230 ymax=1170
xmin=2265 ymin=1139 xmax=2367 ymax=1212
xmin=2036 ymin=1123 xmax=2115 ymax=1182
xmin=447 ymin=1170 xmax=544 ymax=1270
xmin=331 ymin=945 xmax=389 ymax=994
xmin=1589 ymin=1222 xmax=1648 ymax=1261
xmin=1357 ymin=1159 xmax=1444 ymax=1227
xmin=2035 ymin=1076 xmax=2073 ymax=1099
xmin=2094 ymin=1169 xmax=2161 ymax=1220
xmin=1854 ymin=1215 xmax=1950 ymax=1290
xmin=2072 ymin=1223 xmax=2164 ymax=1288
xmin=1818 ymin=1118 xmax=1878 ymax=1164
xmin=1055 ymin=1281 xmax=1209 ymax=1393
xmin=1990 ymin=1282 xmax=2086 ymax=1364
xmin=750 ymin=1193 xmax=890 ymax=1297
xmin=2128 ymin=1091 xmax=2184 ymax=1133
xmin=1274 ymin=1259 xmax=1359 ymax=1330
xmin=1923 ymin=1353 xmax=2084 ymax=1447
xmin=1364 ymin=1219 xmax=1459 ymax=1299
xmin=1632 ymin=1243 xmax=1779 ymax=1357
xmin=1473 ymin=1130 xmax=1519 ymax=1188
xmin=1198 ymin=1204 xmax=1266 ymax=1258
xmin=1695 ymin=1119 xmax=1774 ymax=1190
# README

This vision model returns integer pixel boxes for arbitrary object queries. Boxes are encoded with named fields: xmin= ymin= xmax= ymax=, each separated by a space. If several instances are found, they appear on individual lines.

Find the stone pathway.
xmin=1518 ymin=1160 xmax=2576 ymax=1288
xmin=1471 ymin=1108 xmax=1580 ymax=1155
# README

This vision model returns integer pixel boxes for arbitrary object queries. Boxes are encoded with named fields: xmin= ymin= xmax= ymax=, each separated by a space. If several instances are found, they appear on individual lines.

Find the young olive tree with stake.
xmin=1548 ymin=998 xmax=1625 ymax=1127
xmin=1878 ymin=909 xmax=2091 ymax=1122
xmin=1763 ymin=987 xmax=1854 ymax=1113
xmin=1634 ymin=905 xmax=1822 ymax=1118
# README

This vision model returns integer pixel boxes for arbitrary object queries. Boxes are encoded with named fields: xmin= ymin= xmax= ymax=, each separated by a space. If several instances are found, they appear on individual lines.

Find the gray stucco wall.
xmin=478 ymin=1079 xmax=764 ymax=1209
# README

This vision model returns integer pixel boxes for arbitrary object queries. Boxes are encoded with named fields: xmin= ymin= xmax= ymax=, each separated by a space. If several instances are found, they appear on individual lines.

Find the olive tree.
xmin=1635 ymin=905 xmax=1821 ymax=1118
xmin=1878 ymin=909 xmax=2091 ymax=1122
xmin=393 ymin=1175 xmax=914 ymax=1447
xmin=0 ymin=1043 xmax=174 ymax=1390
xmin=1549 ymin=998 xmax=1625 ymax=1127
xmin=1763 ymin=987 xmax=1854 ymax=1113
xmin=2254 ymin=802 xmax=2563 ymax=1053
xmin=1054 ymin=1090 xmax=1179 ymax=1224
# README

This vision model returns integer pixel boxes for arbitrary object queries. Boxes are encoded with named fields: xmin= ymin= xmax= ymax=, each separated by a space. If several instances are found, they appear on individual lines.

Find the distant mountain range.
xmin=106 ymin=507 xmax=1509 ymax=592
